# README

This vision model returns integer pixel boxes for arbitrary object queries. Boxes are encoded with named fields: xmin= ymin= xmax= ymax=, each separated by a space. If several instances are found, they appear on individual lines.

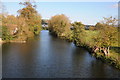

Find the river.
xmin=2 ymin=30 xmax=120 ymax=78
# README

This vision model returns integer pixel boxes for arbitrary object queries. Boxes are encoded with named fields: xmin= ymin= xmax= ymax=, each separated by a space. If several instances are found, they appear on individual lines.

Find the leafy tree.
xmin=2 ymin=15 xmax=18 ymax=41
xmin=72 ymin=21 xmax=86 ymax=46
xmin=1 ymin=1 xmax=41 ymax=42
xmin=2 ymin=26 xmax=13 ymax=41
xmin=101 ymin=16 xmax=118 ymax=26
xmin=48 ymin=14 xmax=71 ymax=37
xmin=93 ymin=17 xmax=118 ymax=55
xmin=18 ymin=1 xmax=41 ymax=35
xmin=1 ymin=14 xmax=33 ymax=41
xmin=94 ymin=22 xmax=103 ymax=30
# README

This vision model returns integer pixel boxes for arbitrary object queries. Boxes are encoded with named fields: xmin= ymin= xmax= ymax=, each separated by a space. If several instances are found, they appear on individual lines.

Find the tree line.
xmin=0 ymin=1 xmax=119 ymax=69
xmin=48 ymin=14 xmax=118 ymax=56
xmin=1 ymin=1 xmax=119 ymax=56
xmin=1 ymin=2 xmax=41 ymax=42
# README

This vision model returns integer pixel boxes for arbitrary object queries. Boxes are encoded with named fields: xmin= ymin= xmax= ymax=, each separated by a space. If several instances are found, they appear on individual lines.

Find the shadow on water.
xmin=71 ymin=45 xmax=120 ymax=78
xmin=2 ymin=30 xmax=120 ymax=78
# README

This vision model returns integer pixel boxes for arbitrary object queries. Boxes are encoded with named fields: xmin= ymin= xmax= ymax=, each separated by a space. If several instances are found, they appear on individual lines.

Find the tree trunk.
xmin=104 ymin=48 xmax=107 ymax=56
xmin=107 ymin=46 xmax=110 ymax=56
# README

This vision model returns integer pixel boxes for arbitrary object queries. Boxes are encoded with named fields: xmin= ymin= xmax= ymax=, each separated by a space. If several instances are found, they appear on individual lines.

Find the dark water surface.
xmin=2 ymin=30 xmax=120 ymax=78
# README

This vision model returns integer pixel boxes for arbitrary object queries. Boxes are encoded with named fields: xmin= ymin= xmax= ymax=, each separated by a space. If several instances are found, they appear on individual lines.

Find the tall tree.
xmin=18 ymin=1 xmax=41 ymax=35
xmin=94 ymin=17 xmax=118 ymax=55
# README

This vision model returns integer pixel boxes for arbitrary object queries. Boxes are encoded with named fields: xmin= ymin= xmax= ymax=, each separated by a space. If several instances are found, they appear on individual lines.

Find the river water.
xmin=2 ymin=30 xmax=120 ymax=78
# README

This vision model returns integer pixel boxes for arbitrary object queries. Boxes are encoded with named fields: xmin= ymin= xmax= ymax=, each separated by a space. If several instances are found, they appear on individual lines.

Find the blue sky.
xmin=3 ymin=2 xmax=118 ymax=25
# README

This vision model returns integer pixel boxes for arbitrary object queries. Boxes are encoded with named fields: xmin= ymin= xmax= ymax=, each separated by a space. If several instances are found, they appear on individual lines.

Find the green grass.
xmin=78 ymin=30 xmax=99 ymax=47
xmin=109 ymin=49 xmax=120 ymax=61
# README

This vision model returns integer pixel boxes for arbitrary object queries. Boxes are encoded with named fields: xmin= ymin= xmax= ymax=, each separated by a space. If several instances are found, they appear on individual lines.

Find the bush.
xmin=2 ymin=15 xmax=34 ymax=41
xmin=48 ymin=14 xmax=71 ymax=38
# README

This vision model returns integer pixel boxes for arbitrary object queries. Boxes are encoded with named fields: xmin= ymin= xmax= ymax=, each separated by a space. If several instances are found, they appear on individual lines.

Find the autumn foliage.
xmin=1 ymin=1 xmax=41 ymax=42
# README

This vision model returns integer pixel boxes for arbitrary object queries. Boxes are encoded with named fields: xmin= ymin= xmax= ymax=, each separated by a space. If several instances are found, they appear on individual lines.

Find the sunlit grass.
xmin=110 ymin=49 xmax=120 ymax=61
xmin=78 ymin=30 xmax=99 ymax=47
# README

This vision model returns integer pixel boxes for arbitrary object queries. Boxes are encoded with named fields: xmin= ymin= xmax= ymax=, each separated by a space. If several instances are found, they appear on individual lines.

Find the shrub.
xmin=48 ymin=14 xmax=71 ymax=38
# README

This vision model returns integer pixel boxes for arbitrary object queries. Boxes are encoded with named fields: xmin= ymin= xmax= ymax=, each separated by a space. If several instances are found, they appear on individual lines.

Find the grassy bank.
xmin=50 ymin=30 xmax=120 ymax=70
xmin=47 ymin=14 xmax=119 ymax=70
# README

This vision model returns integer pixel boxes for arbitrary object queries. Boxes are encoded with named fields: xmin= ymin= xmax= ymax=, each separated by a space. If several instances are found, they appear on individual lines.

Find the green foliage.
xmin=94 ymin=17 xmax=118 ymax=48
xmin=2 ymin=26 xmax=13 ymax=41
xmin=72 ymin=17 xmax=118 ymax=56
xmin=72 ymin=22 xmax=84 ymax=45
xmin=33 ymin=25 xmax=41 ymax=35
xmin=48 ymin=14 xmax=71 ymax=38
xmin=72 ymin=21 xmax=97 ymax=47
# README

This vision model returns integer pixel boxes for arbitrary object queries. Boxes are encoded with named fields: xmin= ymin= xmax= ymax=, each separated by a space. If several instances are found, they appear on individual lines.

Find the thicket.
xmin=48 ymin=14 xmax=73 ymax=41
xmin=1 ymin=1 xmax=41 ymax=42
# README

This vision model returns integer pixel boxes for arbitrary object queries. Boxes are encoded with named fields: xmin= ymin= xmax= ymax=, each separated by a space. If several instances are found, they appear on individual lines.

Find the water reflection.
xmin=2 ymin=30 xmax=120 ymax=78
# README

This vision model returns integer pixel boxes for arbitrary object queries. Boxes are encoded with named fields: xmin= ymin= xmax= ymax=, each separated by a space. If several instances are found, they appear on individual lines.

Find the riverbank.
xmin=74 ymin=42 xmax=120 ymax=70
xmin=3 ymin=30 xmax=120 ymax=78
xmin=92 ymin=50 xmax=120 ymax=69
xmin=49 ymin=31 xmax=120 ymax=70
xmin=0 ymin=40 xmax=26 ymax=44
xmin=79 ymin=46 xmax=120 ymax=70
